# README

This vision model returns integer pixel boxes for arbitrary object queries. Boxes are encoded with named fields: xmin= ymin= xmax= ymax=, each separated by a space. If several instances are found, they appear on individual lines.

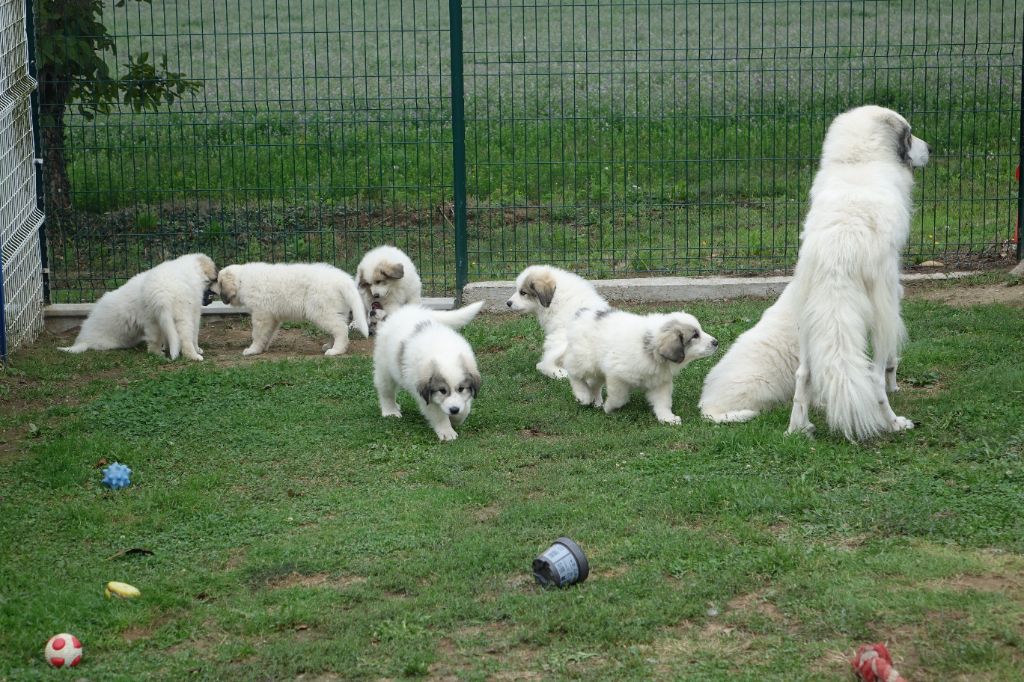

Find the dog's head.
xmin=417 ymin=359 xmax=481 ymax=418
xmin=195 ymin=254 xmax=218 ymax=306
xmin=358 ymin=260 xmax=406 ymax=302
xmin=506 ymin=266 xmax=556 ymax=312
xmin=215 ymin=266 xmax=240 ymax=306
xmin=647 ymin=313 xmax=718 ymax=366
xmin=821 ymin=105 xmax=930 ymax=170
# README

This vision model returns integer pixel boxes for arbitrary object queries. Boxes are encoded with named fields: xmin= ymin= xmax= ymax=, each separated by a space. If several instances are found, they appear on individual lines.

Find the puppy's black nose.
xmin=711 ymin=339 xmax=719 ymax=347
xmin=448 ymin=406 xmax=460 ymax=415
xmin=926 ymin=143 xmax=932 ymax=154
xmin=505 ymin=300 xmax=512 ymax=307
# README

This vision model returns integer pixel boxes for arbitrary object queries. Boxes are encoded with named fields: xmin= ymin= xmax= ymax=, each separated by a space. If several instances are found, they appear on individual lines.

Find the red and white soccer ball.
xmin=44 ymin=633 xmax=83 ymax=668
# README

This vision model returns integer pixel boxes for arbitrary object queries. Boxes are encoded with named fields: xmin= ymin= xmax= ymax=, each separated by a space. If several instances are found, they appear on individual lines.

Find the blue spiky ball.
xmin=101 ymin=462 xmax=132 ymax=490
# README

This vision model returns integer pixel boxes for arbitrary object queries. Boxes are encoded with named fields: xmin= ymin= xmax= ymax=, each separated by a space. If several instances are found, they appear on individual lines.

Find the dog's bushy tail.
xmin=58 ymin=343 xmax=88 ymax=353
xmin=339 ymin=277 xmax=369 ymax=338
xmin=801 ymin=279 xmax=890 ymax=441
xmin=158 ymin=308 xmax=181 ymax=360
xmin=430 ymin=301 xmax=484 ymax=330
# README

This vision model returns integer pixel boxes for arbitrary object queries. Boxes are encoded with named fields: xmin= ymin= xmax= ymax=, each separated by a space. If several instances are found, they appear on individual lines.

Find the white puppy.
xmin=60 ymin=253 xmax=217 ymax=361
xmin=373 ymin=301 xmax=484 ymax=441
xmin=215 ymin=262 xmax=368 ymax=356
xmin=563 ymin=309 xmax=719 ymax=424
xmin=700 ymin=105 xmax=928 ymax=439
xmin=785 ymin=105 xmax=929 ymax=440
xmin=355 ymin=245 xmax=422 ymax=334
xmin=698 ymin=284 xmax=800 ymax=424
xmin=505 ymin=265 xmax=610 ymax=379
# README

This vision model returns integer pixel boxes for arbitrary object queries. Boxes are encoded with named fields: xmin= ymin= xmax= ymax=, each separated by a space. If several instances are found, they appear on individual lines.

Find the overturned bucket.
xmin=532 ymin=537 xmax=589 ymax=588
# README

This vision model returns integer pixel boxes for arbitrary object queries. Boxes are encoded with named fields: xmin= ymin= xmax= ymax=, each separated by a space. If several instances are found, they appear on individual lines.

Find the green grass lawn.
xmin=2 ymin=280 xmax=1023 ymax=679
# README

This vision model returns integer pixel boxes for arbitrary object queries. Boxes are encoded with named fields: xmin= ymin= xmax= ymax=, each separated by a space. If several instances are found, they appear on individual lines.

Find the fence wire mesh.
xmin=38 ymin=0 xmax=1023 ymax=302
xmin=0 ymin=0 xmax=44 ymax=361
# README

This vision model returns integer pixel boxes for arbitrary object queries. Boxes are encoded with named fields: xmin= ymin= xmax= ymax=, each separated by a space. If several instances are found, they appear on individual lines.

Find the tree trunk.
xmin=37 ymin=65 xmax=72 ymax=217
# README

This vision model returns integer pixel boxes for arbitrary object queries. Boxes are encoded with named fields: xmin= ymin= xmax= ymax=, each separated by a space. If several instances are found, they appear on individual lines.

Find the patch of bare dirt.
xmin=122 ymin=613 xmax=175 ymax=643
xmin=471 ymin=503 xmax=502 ymax=523
xmin=925 ymin=573 xmax=1024 ymax=595
xmin=197 ymin=320 xmax=374 ymax=365
xmin=907 ymin=283 xmax=1024 ymax=308
xmin=429 ymin=621 xmax=540 ymax=681
xmin=641 ymin=620 xmax=757 ymax=677
xmin=264 ymin=572 xmax=367 ymax=590
xmin=726 ymin=588 xmax=786 ymax=625
xmin=517 ymin=427 xmax=553 ymax=439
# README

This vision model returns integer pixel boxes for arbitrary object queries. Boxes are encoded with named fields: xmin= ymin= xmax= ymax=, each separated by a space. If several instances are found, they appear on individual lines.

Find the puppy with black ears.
xmin=506 ymin=265 xmax=610 ymax=379
xmin=373 ymin=301 xmax=484 ymax=441
xmin=564 ymin=309 xmax=719 ymax=424
xmin=355 ymin=245 xmax=422 ymax=334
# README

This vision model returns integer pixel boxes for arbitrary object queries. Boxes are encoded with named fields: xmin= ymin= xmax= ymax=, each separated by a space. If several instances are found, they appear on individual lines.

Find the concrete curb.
xmin=44 ymin=297 xmax=456 ymax=334
xmin=462 ymin=271 xmax=976 ymax=312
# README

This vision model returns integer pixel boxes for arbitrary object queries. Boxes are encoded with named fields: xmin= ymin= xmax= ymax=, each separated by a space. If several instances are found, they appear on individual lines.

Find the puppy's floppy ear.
xmin=198 ymin=255 xmax=217 ymax=282
xmin=218 ymin=270 xmax=238 ymax=305
xmin=654 ymin=320 xmax=697 ymax=363
xmin=526 ymin=272 xmax=556 ymax=308
xmin=461 ymin=357 xmax=481 ymax=397
xmin=381 ymin=262 xmax=405 ymax=280
xmin=417 ymin=369 xmax=447 ymax=403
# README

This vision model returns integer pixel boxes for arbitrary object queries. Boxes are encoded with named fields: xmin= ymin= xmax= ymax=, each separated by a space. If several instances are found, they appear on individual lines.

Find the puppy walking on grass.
xmin=506 ymin=265 xmax=610 ymax=379
xmin=373 ymin=302 xmax=484 ymax=441
xmin=215 ymin=262 xmax=368 ymax=356
xmin=564 ymin=309 xmax=718 ymax=424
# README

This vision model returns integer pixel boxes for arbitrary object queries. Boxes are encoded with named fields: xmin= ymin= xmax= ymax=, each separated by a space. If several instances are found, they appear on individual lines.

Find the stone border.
xmin=462 ymin=271 xmax=976 ymax=312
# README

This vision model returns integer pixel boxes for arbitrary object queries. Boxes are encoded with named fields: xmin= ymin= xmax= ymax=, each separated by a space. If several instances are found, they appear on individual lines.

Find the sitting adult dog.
xmin=700 ymin=105 xmax=929 ymax=440
xmin=215 ymin=262 xmax=368 ymax=356
xmin=373 ymin=301 xmax=483 ymax=441
xmin=505 ymin=265 xmax=610 ymax=379
xmin=564 ymin=308 xmax=718 ymax=424
xmin=355 ymin=245 xmax=422 ymax=334
xmin=60 ymin=253 xmax=217 ymax=361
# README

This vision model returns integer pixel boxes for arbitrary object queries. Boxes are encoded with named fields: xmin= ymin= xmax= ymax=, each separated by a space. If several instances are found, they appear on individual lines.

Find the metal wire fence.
xmin=38 ymin=0 xmax=1023 ymax=302
xmin=0 ymin=0 xmax=44 ymax=362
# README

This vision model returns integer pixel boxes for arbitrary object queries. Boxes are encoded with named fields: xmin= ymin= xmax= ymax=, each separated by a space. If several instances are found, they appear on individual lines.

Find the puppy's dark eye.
xmin=520 ymin=289 xmax=528 ymax=296
xmin=438 ymin=387 xmax=448 ymax=396
xmin=375 ymin=280 xmax=384 ymax=286
xmin=693 ymin=330 xmax=700 ymax=340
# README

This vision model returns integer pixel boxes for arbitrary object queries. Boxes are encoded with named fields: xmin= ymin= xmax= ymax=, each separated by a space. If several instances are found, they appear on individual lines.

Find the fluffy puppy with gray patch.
xmin=505 ymin=265 xmax=610 ymax=379
xmin=373 ymin=301 xmax=484 ymax=441
xmin=355 ymin=245 xmax=422 ymax=334
xmin=564 ymin=309 xmax=719 ymax=424
xmin=215 ymin=262 xmax=368 ymax=356
xmin=60 ymin=253 xmax=217 ymax=361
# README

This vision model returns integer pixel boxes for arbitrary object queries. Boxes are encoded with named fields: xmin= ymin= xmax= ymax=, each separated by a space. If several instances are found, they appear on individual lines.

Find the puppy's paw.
xmin=435 ymin=426 xmax=458 ymax=442
xmin=658 ymin=414 xmax=682 ymax=425
xmin=324 ymin=348 xmax=345 ymax=357
xmin=890 ymin=415 xmax=915 ymax=431
xmin=242 ymin=347 xmax=261 ymax=357
xmin=196 ymin=347 xmax=204 ymax=355
xmin=381 ymin=406 xmax=402 ymax=418
xmin=537 ymin=364 xmax=567 ymax=380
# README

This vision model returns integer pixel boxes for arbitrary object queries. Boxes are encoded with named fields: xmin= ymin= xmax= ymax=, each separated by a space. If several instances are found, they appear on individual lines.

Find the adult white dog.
xmin=564 ymin=308 xmax=718 ymax=424
xmin=215 ymin=262 xmax=368 ymax=356
xmin=60 ymin=253 xmax=217 ymax=361
xmin=373 ymin=301 xmax=484 ymax=441
xmin=701 ymin=105 xmax=929 ymax=440
xmin=505 ymin=265 xmax=610 ymax=379
xmin=355 ymin=245 xmax=422 ymax=334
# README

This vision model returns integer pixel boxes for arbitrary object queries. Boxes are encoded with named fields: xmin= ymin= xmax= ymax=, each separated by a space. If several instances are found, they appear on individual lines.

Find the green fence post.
xmin=448 ymin=0 xmax=468 ymax=304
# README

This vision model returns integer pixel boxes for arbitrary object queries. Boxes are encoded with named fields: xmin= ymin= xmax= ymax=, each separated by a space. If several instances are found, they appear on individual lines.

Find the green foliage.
xmin=36 ymin=0 xmax=200 ymax=121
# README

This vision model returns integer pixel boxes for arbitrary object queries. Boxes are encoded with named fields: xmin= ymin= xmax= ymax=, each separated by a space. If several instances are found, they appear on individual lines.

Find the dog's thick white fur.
xmin=373 ymin=301 xmax=484 ymax=441
xmin=785 ymin=105 xmax=928 ymax=440
xmin=355 ymin=245 xmax=422 ymax=334
xmin=60 ymin=253 xmax=217 ymax=360
xmin=698 ymin=283 xmax=801 ymax=423
xmin=506 ymin=265 xmax=610 ymax=379
xmin=216 ymin=262 xmax=368 ymax=356
xmin=564 ymin=309 xmax=719 ymax=424
xmin=700 ymin=106 xmax=928 ymax=439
